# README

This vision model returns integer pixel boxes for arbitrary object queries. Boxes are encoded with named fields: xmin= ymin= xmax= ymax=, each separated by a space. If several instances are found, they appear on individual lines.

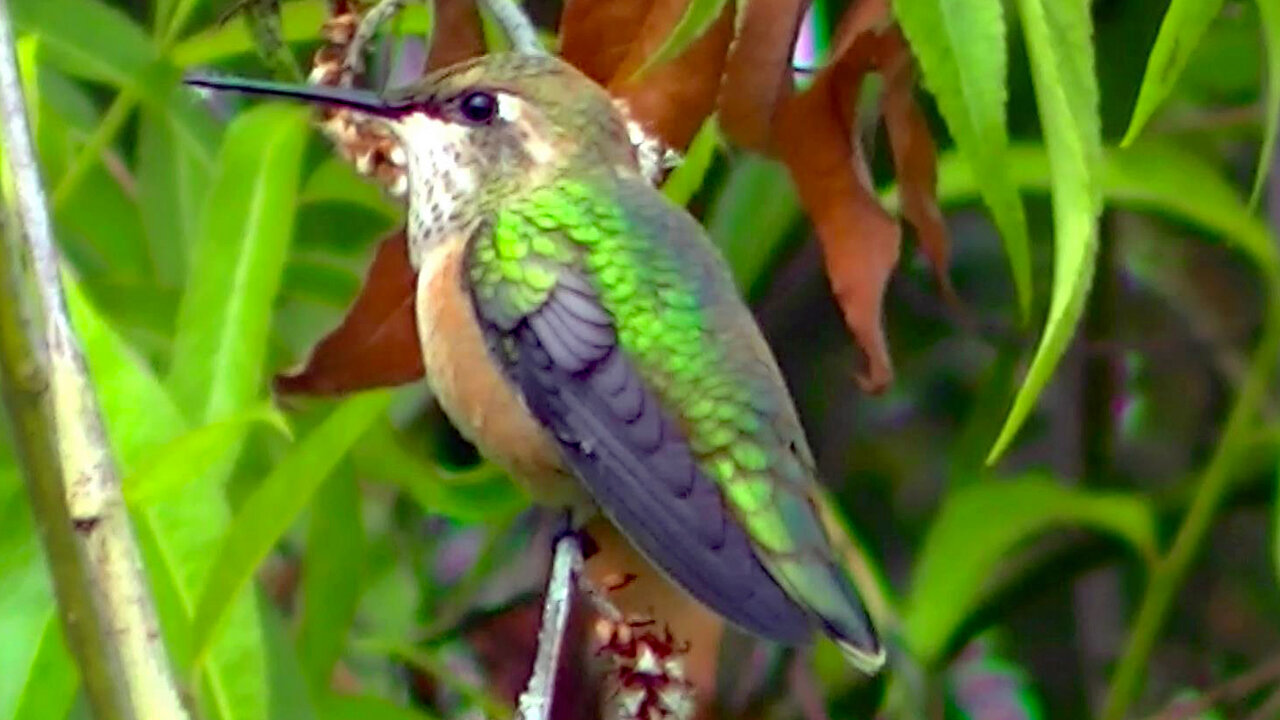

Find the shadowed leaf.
xmin=1251 ymin=0 xmax=1279 ymax=208
xmin=906 ymin=476 xmax=1156 ymax=663
xmin=558 ymin=0 xmax=655 ymax=84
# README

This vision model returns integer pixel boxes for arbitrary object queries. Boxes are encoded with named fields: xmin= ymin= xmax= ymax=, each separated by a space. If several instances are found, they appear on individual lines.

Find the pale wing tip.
xmin=837 ymin=637 xmax=888 ymax=675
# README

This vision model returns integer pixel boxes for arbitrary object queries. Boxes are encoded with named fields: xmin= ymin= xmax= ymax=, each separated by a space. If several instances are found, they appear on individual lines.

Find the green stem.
xmin=1101 ymin=285 xmax=1280 ymax=720
xmin=51 ymin=90 xmax=138 ymax=211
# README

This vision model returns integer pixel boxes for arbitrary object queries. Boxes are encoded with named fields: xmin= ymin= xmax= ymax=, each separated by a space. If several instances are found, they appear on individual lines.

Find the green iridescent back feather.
xmin=467 ymin=170 xmax=878 ymax=659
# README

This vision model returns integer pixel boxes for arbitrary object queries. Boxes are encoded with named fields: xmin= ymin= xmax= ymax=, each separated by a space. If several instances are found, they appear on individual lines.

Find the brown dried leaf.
xmin=773 ymin=41 xmax=899 ymax=393
xmin=880 ymin=30 xmax=953 ymax=299
xmin=606 ymin=0 xmax=735 ymax=150
xmin=427 ymin=0 xmax=486 ymax=70
xmin=716 ymin=0 xmax=807 ymax=152
xmin=558 ymin=0 xmax=656 ymax=84
xmin=275 ymin=230 xmax=424 ymax=395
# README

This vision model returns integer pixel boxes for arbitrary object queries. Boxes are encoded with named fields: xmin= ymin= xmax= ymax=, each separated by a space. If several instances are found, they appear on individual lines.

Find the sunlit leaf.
xmin=10 ymin=0 xmax=158 ymax=90
xmin=1250 ymin=0 xmax=1279 ymax=208
xmin=988 ymin=0 xmax=1103 ymax=462
xmin=0 ymin=488 xmax=76 ymax=720
xmin=190 ymin=392 xmax=392 ymax=669
xmin=167 ymin=104 xmax=309 ymax=423
xmin=296 ymin=463 xmax=364 ymax=687
xmin=905 ymin=476 xmax=1156 ymax=663
xmin=123 ymin=403 xmax=290 ymax=507
xmin=65 ymin=277 xmax=269 ymax=720
xmin=1121 ymin=0 xmax=1226 ymax=146
xmin=893 ymin=0 xmax=1032 ymax=318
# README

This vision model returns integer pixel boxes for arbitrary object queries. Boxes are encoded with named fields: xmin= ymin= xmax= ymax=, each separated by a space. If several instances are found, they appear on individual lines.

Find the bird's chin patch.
xmin=392 ymin=114 xmax=479 ymax=262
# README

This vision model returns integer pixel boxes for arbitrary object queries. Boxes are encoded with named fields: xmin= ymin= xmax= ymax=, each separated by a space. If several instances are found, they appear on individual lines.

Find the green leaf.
xmin=920 ymin=142 xmax=1278 ymax=280
xmin=661 ymin=120 xmax=720 ymax=207
xmin=989 ymin=0 xmax=1103 ymax=463
xmin=0 ymin=489 xmax=77 ymax=720
xmin=296 ymin=463 xmax=365 ymax=687
xmin=191 ymin=392 xmax=393 ymax=669
xmin=892 ymin=0 xmax=1032 ymax=319
xmin=167 ymin=104 xmax=309 ymax=423
xmin=635 ymin=0 xmax=730 ymax=76
xmin=1251 ymin=0 xmax=1280 ymax=207
xmin=123 ymin=403 xmax=290 ymax=506
xmin=1121 ymin=0 xmax=1227 ymax=146
xmin=706 ymin=156 xmax=802 ymax=296
xmin=905 ymin=476 xmax=1156 ymax=663
xmin=64 ymin=277 xmax=270 ymax=720
xmin=261 ymin=597 xmax=319 ymax=720
xmin=136 ymin=106 xmax=219 ymax=287
xmin=171 ymin=1 xmax=431 ymax=67
xmin=11 ymin=0 xmax=158 ymax=90
xmin=351 ymin=420 xmax=526 ymax=523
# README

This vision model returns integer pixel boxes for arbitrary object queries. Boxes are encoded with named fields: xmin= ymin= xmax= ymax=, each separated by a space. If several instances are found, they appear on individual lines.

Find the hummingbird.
xmin=186 ymin=52 xmax=885 ymax=672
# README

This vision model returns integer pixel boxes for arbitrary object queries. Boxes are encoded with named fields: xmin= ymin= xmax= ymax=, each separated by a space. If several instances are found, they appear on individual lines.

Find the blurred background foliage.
xmin=0 ymin=0 xmax=1277 ymax=719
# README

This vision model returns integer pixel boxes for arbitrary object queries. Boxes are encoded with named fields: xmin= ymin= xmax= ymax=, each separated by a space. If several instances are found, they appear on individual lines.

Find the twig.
xmin=516 ymin=533 xmax=584 ymax=720
xmin=478 ymin=0 xmax=545 ymax=55
xmin=1100 ymin=284 xmax=1280 ymax=720
xmin=1245 ymin=686 xmax=1280 ymax=720
xmin=0 ymin=2 xmax=187 ymax=719
xmin=1145 ymin=653 xmax=1280 ymax=720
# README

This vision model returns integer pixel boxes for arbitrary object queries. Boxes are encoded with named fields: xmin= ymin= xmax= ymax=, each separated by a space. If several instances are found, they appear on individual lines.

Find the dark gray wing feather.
xmin=497 ymin=280 xmax=814 ymax=643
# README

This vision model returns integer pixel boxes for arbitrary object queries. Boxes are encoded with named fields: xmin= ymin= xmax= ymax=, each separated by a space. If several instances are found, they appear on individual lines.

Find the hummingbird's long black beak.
xmin=183 ymin=72 xmax=411 ymax=117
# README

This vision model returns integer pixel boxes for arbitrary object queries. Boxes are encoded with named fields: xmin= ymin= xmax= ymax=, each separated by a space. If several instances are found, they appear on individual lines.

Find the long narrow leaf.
xmin=296 ymin=463 xmax=365 ymax=687
xmin=905 ymin=476 xmax=1156 ymax=663
xmin=1250 ymin=0 xmax=1280 ymax=207
xmin=65 ymin=277 xmax=270 ymax=720
xmin=190 ymin=392 xmax=392 ymax=668
xmin=167 ymin=104 xmax=309 ymax=423
xmin=989 ymin=0 xmax=1103 ymax=462
xmin=893 ymin=0 xmax=1033 ymax=319
xmin=1121 ymin=0 xmax=1226 ymax=145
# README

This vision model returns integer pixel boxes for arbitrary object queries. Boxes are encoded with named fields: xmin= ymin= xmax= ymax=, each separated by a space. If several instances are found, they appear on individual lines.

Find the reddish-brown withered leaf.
xmin=773 ymin=46 xmax=900 ymax=393
xmin=606 ymin=0 xmax=735 ymax=150
xmin=558 ymin=0 xmax=656 ymax=84
xmin=879 ymin=29 xmax=953 ymax=301
xmin=275 ymin=230 xmax=424 ymax=395
xmin=716 ymin=0 xmax=808 ymax=153
xmin=427 ymin=0 xmax=486 ymax=70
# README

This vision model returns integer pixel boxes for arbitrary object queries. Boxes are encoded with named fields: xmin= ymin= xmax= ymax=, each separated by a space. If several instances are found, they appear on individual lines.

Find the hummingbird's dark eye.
xmin=458 ymin=91 xmax=498 ymax=124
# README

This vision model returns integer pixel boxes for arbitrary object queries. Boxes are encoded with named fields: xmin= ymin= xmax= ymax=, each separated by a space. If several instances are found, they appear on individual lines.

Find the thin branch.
xmin=0 ymin=2 xmax=188 ymax=719
xmin=517 ymin=533 xmax=584 ymax=720
xmin=1100 ymin=283 xmax=1280 ymax=720
xmin=1145 ymin=653 xmax=1280 ymax=720
xmin=478 ymin=0 xmax=545 ymax=55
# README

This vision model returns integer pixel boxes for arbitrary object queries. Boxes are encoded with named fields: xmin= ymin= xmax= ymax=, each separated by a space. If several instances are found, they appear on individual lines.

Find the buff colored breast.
xmin=414 ymin=237 xmax=582 ymax=505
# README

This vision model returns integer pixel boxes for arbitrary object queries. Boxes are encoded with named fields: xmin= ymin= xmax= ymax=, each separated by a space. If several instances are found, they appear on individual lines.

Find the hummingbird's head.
xmin=186 ymin=54 xmax=638 ymax=258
